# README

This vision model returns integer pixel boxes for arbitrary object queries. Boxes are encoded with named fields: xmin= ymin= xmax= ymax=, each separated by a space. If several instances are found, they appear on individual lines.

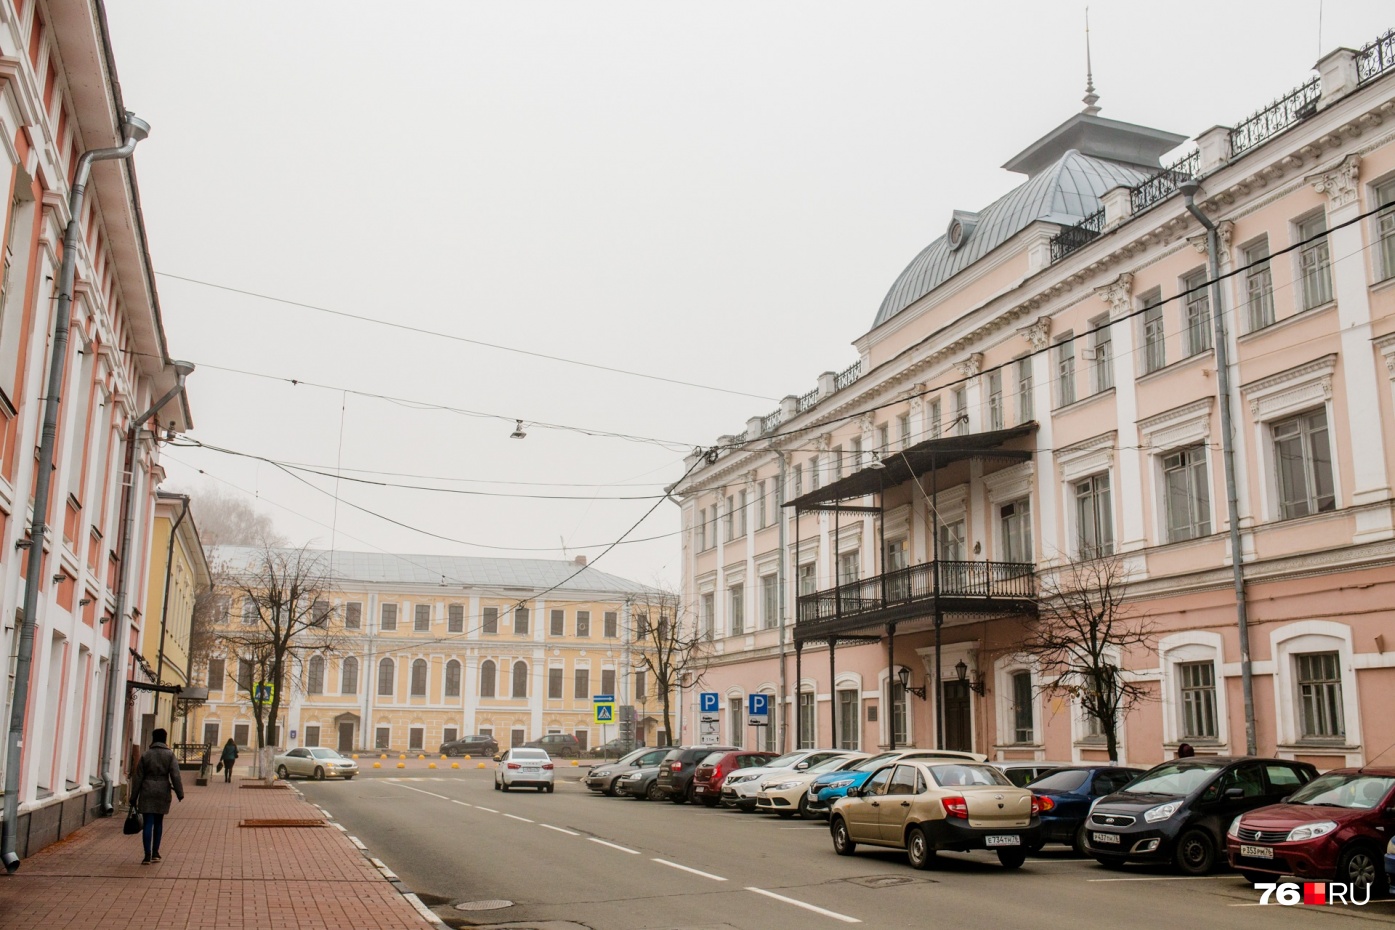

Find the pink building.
xmin=673 ymin=33 xmax=1395 ymax=774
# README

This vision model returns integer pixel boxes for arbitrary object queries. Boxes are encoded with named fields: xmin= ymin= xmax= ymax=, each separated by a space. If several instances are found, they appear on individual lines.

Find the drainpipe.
xmin=1180 ymin=179 xmax=1257 ymax=757
xmin=775 ymin=451 xmax=788 ymax=752
xmin=2 ymin=114 xmax=153 ymax=873
xmin=155 ymin=493 xmax=191 ymax=728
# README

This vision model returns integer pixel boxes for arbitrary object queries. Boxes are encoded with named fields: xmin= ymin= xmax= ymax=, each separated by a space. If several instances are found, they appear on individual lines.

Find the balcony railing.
xmin=1230 ymin=77 xmax=1320 ymax=157
xmin=796 ymin=560 xmax=1036 ymax=625
xmin=761 ymin=409 xmax=783 ymax=434
xmin=1359 ymin=28 xmax=1395 ymax=84
xmin=1129 ymin=150 xmax=1200 ymax=215
xmin=1049 ymin=208 xmax=1105 ymax=263
xmin=834 ymin=361 xmax=861 ymax=391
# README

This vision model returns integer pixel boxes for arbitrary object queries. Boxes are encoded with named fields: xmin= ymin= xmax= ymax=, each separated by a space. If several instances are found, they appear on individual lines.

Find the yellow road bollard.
xmin=429 ymin=762 xmax=437 ymax=769
xmin=373 ymin=762 xmax=381 ymax=768
xmin=417 ymin=754 xmax=425 ymax=760
xmin=397 ymin=762 xmax=406 ymax=769
xmin=571 ymin=760 xmax=579 ymax=767
xmin=440 ymin=754 xmax=447 ymax=760
xmin=399 ymin=754 xmax=406 ymax=760
xmin=352 ymin=754 xmax=359 ymax=759
xmin=451 ymin=762 xmax=460 ymax=769
xmin=380 ymin=754 xmax=387 ymax=760
xmin=477 ymin=762 xmax=486 ymax=769
xmin=464 ymin=754 xmax=472 ymax=760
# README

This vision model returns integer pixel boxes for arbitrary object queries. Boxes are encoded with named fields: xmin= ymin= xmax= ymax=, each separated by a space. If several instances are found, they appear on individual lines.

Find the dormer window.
xmin=946 ymin=211 xmax=979 ymax=251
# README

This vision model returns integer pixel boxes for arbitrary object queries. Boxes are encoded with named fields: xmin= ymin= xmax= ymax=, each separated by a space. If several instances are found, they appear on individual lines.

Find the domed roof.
xmin=872 ymin=150 xmax=1154 ymax=329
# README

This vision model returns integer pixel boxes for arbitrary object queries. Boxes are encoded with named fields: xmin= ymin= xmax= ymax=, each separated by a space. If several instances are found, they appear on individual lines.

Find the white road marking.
xmin=652 ymin=858 xmax=727 ymax=881
xmin=541 ymin=824 xmax=580 ymax=836
xmin=1087 ymin=875 xmax=1233 ymax=882
xmin=451 ymin=799 xmax=472 ymax=808
xmin=746 ymin=887 xmax=860 ymax=923
xmin=476 ymin=806 xmax=498 ymax=813
xmin=389 ymin=783 xmax=451 ymax=801
xmin=504 ymin=814 xmax=534 ymax=823
xmin=588 ymin=838 xmax=640 ymax=855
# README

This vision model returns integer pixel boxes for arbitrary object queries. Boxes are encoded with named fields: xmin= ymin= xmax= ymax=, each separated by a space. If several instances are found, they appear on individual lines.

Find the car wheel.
xmin=798 ymin=794 xmax=815 ymax=820
xmin=700 ymin=796 xmax=718 ymax=808
xmin=997 ymin=848 xmax=1028 ymax=870
xmin=831 ymin=817 xmax=857 ymax=856
xmin=276 ymin=765 xmax=289 ymax=780
xmin=1173 ymin=828 xmax=1216 ymax=876
xmin=686 ymin=782 xmax=698 ymax=803
xmin=313 ymin=767 xmax=325 ymax=781
xmin=538 ymin=786 xmax=545 ymax=793
xmin=646 ymin=783 xmax=665 ymax=802
xmin=501 ymin=782 xmax=510 ymax=792
xmin=907 ymin=826 xmax=936 ymax=870
xmin=671 ymin=783 xmax=689 ymax=804
xmin=1093 ymin=855 xmax=1127 ymax=870
xmin=1072 ymin=824 xmax=1089 ymax=857
xmin=546 ymin=784 xmax=555 ymax=794
xmin=494 ymin=779 xmax=501 ymax=791
xmin=1338 ymin=844 xmax=1388 ymax=897
xmin=343 ymin=775 xmax=354 ymax=781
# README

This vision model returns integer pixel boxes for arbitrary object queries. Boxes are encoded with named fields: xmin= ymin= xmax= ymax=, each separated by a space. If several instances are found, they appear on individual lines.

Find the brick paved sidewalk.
xmin=0 ymin=778 xmax=434 ymax=930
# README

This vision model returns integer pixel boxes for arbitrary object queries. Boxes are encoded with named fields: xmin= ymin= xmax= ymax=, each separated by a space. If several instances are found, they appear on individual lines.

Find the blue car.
xmin=805 ymin=749 xmax=985 ymax=818
xmin=1028 ymin=765 xmax=1144 ymax=854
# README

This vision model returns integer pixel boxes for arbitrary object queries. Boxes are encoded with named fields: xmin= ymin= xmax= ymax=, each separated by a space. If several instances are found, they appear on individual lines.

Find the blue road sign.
xmin=699 ymin=692 xmax=720 ymax=714
xmin=593 ymin=693 xmax=616 ymax=724
xmin=748 ymin=693 xmax=769 ymax=718
xmin=593 ymin=693 xmax=615 ymax=703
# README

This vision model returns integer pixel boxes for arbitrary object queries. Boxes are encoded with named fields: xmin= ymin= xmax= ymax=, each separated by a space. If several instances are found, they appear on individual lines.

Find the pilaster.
xmin=1096 ymin=273 xmax=1146 ymax=554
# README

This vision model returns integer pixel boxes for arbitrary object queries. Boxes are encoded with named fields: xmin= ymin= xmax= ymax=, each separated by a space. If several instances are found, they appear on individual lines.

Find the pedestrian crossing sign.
xmin=252 ymin=682 xmax=275 ymax=704
xmin=594 ymin=701 xmax=614 ymax=723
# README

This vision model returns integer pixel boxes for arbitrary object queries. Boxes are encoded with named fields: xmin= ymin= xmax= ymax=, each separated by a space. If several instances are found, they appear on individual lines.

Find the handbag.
xmin=216 ymin=760 xmax=223 ymax=772
xmin=123 ymin=807 xmax=142 ymax=836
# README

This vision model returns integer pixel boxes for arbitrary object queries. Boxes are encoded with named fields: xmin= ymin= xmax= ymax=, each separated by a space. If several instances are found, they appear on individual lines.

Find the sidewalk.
xmin=0 ymin=776 xmax=435 ymax=930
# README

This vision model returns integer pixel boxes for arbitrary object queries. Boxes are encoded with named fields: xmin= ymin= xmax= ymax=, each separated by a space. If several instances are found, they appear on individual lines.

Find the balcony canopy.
xmin=785 ymin=422 xmax=1038 ymax=511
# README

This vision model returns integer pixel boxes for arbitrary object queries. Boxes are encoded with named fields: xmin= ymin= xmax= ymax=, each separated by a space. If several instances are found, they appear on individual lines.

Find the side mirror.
xmin=846 ymin=786 xmax=860 ymax=798
xmin=1223 ymin=787 xmax=1245 ymax=800
xmin=795 ymin=762 xmax=808 ymax=770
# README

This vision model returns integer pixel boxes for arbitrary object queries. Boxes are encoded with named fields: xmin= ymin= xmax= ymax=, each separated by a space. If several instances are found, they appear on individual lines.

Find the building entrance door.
xmin=338 ymin=722 xmax=354 ymax=753
xmin=942 ymin=681 xmax=972 ymax=753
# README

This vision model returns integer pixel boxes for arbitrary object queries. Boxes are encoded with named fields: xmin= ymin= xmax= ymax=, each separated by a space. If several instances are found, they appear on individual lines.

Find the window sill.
xmin=1279 ymin=741 xmax=1356 ymax=751
xmin=1237 ymin=300 xmax=1335 ymax=344
xmin=1136 ymin=349 xmax=1210 ymax=386
xmin=1370 ymin=274 xmax=1395 ymax=295
xmin=1052 ymin=388 xmax=1114 ymax=415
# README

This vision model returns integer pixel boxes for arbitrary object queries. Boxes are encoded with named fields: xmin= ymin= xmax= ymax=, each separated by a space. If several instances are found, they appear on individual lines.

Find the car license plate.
xmin=985 ymin=835 xmax=1020 ymax=847
xmin=1092 ymin=832 xmax=1120 ymax=845
xmin=522 ymin=767 xmax=539 ymax=774
xmin=1240 ymin=845 xmax=1273 ymax=859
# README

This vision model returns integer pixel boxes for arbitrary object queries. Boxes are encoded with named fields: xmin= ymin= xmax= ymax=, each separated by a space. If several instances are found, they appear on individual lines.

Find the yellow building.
xmin=190 ymin=548 xmax=666 ymax=754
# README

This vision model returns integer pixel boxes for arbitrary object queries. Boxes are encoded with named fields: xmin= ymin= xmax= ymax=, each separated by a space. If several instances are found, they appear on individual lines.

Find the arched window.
xmin=512 ymin=660 xmax=528 ymax=698
xmin=411 ymin=659 xmax=428 ymax=697
xmin=377 ymin=657 xmax=395 ymax=696
xmin=479 ymin=659 xmax=496 ymax=697
xmin=307 ymin=655 xmax=324 ymax=694
xmin=341 ymin=656 xmax=358 ymax=695
xmin=444 ymin=659 xmax=461 ymax=698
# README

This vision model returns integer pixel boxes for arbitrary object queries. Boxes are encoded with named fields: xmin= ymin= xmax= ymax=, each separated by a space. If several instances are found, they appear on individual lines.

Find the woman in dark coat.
xmin=129 ymin=728 xmax=184 ymax=864
xmin=219 ymin=738 xmax=239 ymax=783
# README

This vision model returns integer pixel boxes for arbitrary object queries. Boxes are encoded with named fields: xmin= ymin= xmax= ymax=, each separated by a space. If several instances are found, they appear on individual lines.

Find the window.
xmin=729 ymin=584 xmax=744 ymax=635
xmin=1273 ymin=409 xmax=1335 ymax=519
xmin=885 ymin=538 xmax=908 ymax=601
xmin=442 ymin=727 xmax=458 ymax=745
xmin=1055 ymin=333 xmax=1076 ymax=405
xmin=1163 ymin=445 xmax=1211 ymax=541
xmin=761 ymin=573 xmax=778 ymax=629
xmin=791 ymin=464 xmax=803 ymax=499
xmin=1074 ymin=473 xmax=1114 ymax=558
xmin=237 ymin=659 xmax=254 ymax=692
xmin=729 ymin=697 xmax=743 ymax=744
xmin=1297 ymin=213 xmax=1333 ymax=310
xmin=1179 ymin=661 xmax=1217 ymax=739
xmin=1012 ymin=671 xmax=1034 ymax=743
xmin=445 ymin=660 xmax=461 ymax=698
xmin=1142 ymin=294 xmax=1165 ymax=373
xmin=1182 ymin=270 xmax=1212 ymax=356
xmin=953 ymin=388 xmax=968 ymax=433
xmin=207 ymin=658 xmax=225 ymax=692
xmin=898 ymin=413 xmax=911 ymax=449
xmin=576 ymin=611 xmax=590 ymax=638
xmin=1378 ymin=179 xmax=1395 ymax=282
xmin=304 ymin=726 xmax=320 ymax=748
xmin=798 ymin=691 xmax=815 ymax=748
xmin=344 ymin=602 xmax=362 ymax=631
xmin=514 ymin=606 xmax=530 ymax=635
xmin=724 ymin=494 xmax=735 ymax=541
xmin=479 ymin=660 xmax=496 ymax=697
xmin=737 ymin=490 xmax=747 ymax=537
xmin=1000 ymin=499 xmax=1032 ymax=563
xmin=1295 ymin=652 xmax=1343 ymax=739
xmin=877 ymin=424 xmax=889 ymax=454
xmin=601 ymin=669 xmax=616 ymax=695
xmin=574 ymin=668 xmax=589 ymax=699
xmin=241 ymin=598 xmax=258 ymax=625
xmin=603 ymin=611 xmax=617 ymax=638
xmin=374 ymin=727 xmax=390 ymax=750
xmin=797 ymin=562 xmax=816 ymax=597
xmin=548 ymin=667 xmax=563 ymax=699
xmin=377 ymin=658 xmax=395 ymax=696
xmin=837 ymin=550 xmax=860 ymax=585
xmin=380 ymin=603 xmax=398 ymax=631
xmin=414 ymin=604 xmax=431 ymax=632
xmin=756 ymin=480 xmax=767 ymax=529
xmin=700 ymin=593 xmax=715 ymax=641
xmin=938 ymin=520 xmax=965 ymax=561
xmin=1016 ymin=358 xmax=1034 ymax=423
xmin=203 ymin=722 xmax=219 ymax=746
xmin=759 ymin=696 xmax=777 ymax=751
xmin=234 ymin=723 xmax=250 ymax=748
xmin=312 ymin=600 xmax=331 ymax=628
xmin=1091 ymin=316 xmax=1113 ymax=392
xmin=307 ymin=656 xmax=325 ymax=695
xmin=890 ymin=680 xmax=908 ymax=747
xmin=448 ymin=604 xmax=464 ymax=633
xmin=837 ymin=688 xmax=860 ymax=750
xmin=929 ymin=398 xmax=942 ymax=438
xmin=512 ymin=661 xmax=528 ymax=698
xmin=987 ymin=370 xmax=1003 ymax=430
xmin=341 ymin=656 xmax=358 ymax=694
xmin=634 ymin=669 xmax=646 ymax=701
xmin=482 ymin=607 xmax=498 ymax=635
xmin=409 ymin=728 xmax=423 ymax=752
xmin=695 ymin=508 xmax=706 ymax=551
xmin=1243 ymin=239 xmax=1276 ymax=330
xmin=550 ymin=609 xmax=564 ymax=636
xmin=831 ymin=445 xmax=844 ymax=480
xmin=851 ymin=436 xmax=863 ymax=470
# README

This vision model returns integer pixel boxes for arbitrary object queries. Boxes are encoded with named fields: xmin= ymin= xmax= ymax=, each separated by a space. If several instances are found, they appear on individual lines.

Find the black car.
xmin=438 ymin=734 xmax=499 ymax=758
xmin=654 ymin=745 xmax=738 ymax=804
xmin=524 ymin=734 xmax=583 ymax=758
xmin=1083 ymin=756 xmax=1318 ymax=875
xmin=585 ymin=747 xmax=672 ymax=796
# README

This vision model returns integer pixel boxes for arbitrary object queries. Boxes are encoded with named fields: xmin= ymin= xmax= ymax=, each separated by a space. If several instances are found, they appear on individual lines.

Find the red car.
xmin=1226 ymin=767 xmax=1395 ymax=896
xmin=692 ymin=751 xmax=778 ymax=808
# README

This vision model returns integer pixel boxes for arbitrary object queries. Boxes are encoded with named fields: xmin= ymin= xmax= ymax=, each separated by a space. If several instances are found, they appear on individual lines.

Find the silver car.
xmin=273 ymin=747 xmax=359 ymax=780
xmin=495 ymin=748 xmax=555 ymax=792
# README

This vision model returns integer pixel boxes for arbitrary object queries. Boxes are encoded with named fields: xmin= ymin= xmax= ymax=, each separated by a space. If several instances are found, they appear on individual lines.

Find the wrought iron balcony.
xmin=1049 ymin=209 xmax=1105 ymax=263
xmin=795 ymin=560 xmax=1036 ymax=640
xmin=1229 ymin=77 xmax=1320 ymax=157
xmin=1358 ymin=28 xmax=1395 ymax=85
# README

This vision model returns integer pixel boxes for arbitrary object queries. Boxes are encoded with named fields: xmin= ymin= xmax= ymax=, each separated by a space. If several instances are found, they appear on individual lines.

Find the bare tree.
xmin=182 ymin=484 xmax=286 ymax=550
xmin=1019 ymin=555 xmax=1156 ymax=762
xmin=629 ymin=587 xmax=709 ymax=745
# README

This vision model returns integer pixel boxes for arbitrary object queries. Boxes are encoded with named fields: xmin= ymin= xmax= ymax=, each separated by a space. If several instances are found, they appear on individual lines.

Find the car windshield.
xmin=699 ymin=751 xmax=726 ymax=765
xmin=1028 ymin=770 xmax=1090 ymax=793
xmin=1120 ymin=762 xmax=1222 ymax=796
xmin=308 ymin=749 xmax=343 ymax=760
xmin=929 ymin=764 xmax=1012 ymax=787
xmin=1287 ymin=773 xmax=1395 ymax=810
xmin=854 ymin=752 xmax=899 ymax=772
xmin=763 ymin=751 xmax=806 ymax=768
xmin=812 ymin=756 xmax=854 ymax=773
xmin=512 ymin=749 xmax=547 ymax=761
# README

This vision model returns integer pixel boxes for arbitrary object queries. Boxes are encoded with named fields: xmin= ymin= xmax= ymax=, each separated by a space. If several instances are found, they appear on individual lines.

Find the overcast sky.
xmin=102 ymin=1 xmax=1392 ymax=588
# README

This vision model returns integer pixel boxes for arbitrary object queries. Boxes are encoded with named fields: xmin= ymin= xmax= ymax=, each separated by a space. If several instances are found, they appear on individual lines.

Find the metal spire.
xmin=1082 ymin=7 xmax=1100 ymax=115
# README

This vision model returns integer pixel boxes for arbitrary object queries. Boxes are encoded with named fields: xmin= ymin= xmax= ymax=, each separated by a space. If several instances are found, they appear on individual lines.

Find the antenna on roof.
xmin=1082 ymin=7 xmax=1101 ymax=116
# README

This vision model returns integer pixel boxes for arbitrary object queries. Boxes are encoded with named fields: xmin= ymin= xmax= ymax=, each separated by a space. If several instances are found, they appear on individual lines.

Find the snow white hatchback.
xmin=495 ymin=748 xmax=555 ymax=792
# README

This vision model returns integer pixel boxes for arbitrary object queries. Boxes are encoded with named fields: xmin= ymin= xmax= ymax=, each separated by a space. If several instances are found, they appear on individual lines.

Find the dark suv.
xmin=439 ymin=734 xmax=499 ymax=758
xmin=655 ymin=745 xmax=738 ymax=804
xmin=524 ymin=733 xmax=583 ymax=758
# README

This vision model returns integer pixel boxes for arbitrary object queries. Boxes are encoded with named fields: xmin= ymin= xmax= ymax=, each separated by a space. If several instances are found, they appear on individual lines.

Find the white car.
xmin=495 ymin=748 xmax=555 ymax=792
xmin=757 ymin=752 xmax=869 ymax=818
xmin=720 ymin=749 xmax=849 ymax=811
xmin=273 ymin=747 xmax=359 ymax=781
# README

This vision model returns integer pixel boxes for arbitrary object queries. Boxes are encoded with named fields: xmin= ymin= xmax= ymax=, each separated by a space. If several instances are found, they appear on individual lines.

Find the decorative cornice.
xmin=1094 ymin=272 xmax=1134 ymax=318
xmin=1018 ymin=317 xmax=1051 ymax=351
xmin=1306 ymin=153 xmax=1361 ymax=209
xmin=955 ymin=352 xmax=984 ymax=378
xmin=1241 ymin=354 xmax=1338 ymax=418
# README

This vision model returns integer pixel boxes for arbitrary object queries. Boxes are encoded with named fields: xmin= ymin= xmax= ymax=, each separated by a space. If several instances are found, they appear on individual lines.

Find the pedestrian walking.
xmin=129 ymin=728 xmax=184 ymax=864
xmin=219 ymin=737 xmax=239 ymax=783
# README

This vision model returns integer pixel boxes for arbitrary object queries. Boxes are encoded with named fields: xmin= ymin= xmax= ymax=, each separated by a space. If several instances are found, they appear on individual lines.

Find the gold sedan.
xmin=829 ymin=761 xmax=1047 ymax=870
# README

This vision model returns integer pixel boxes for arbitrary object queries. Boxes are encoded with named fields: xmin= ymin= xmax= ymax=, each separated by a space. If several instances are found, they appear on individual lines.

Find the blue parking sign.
xmin=748 ymin=693 xmax=769 ymax=718
xmin=699 ymin=692 xmax=719 ymax=714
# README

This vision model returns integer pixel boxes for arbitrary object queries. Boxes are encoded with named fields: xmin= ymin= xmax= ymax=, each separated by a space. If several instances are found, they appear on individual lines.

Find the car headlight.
xmin=770 ymin=781 xmax=803 ymax=791
xmin=826 ymin=779 xmax=855 ymax=790
xmin=1287 ymin=821 xmax=1338 ymax=842
xmin=1227 ymin=816 xmax=1243 ymax=838
xmin=593 ymin=770 xmax=611 ymax=778
xmin=1143 ymin=801 xmax=1182 ymax=823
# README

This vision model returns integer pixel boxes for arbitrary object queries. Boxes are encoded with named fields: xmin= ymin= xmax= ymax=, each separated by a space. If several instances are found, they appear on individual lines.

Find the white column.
xmin=957 ymin=354 xmax=983 ymax=433
xmin=1097 ymin=274 xmax=1147 ymax=554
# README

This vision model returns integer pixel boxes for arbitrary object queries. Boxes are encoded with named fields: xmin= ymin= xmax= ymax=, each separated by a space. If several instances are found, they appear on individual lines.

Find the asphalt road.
xmin=298 ymin=767 xmax=1395 ymax=930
